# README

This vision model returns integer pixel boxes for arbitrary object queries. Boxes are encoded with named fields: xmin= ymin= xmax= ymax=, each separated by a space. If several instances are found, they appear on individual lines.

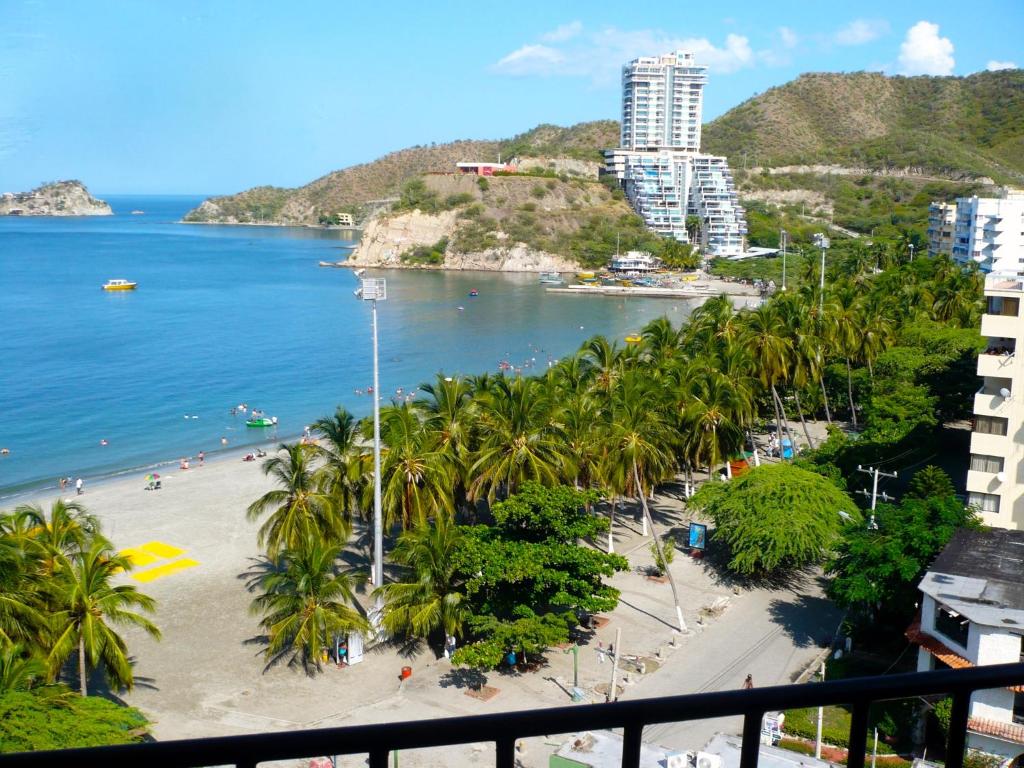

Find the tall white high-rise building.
xmin=605 ymin=51 xmax=746 ymax=257
xmin=620 ymin=52 xmax=706 ymax=152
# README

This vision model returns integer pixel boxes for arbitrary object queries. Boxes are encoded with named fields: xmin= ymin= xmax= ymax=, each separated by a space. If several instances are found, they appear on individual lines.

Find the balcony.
xmin=970 ymin=429 xmax=1009 ymax=457
xmin=2 ymin=665 xmax=1022 ymax=768
xmin=977 ymin=351 xmax=1016 ymax=377
xmin=981 ymin=313 xmax=1021 ymax=340
xmin=966 ymin=469 xmax=1003 ymax=495
xmin=973 ymin=388 xmax=1011 ymax=416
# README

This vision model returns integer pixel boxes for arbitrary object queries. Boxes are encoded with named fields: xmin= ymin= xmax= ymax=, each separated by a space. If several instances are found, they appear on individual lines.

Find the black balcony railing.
xmin=1 ymin=663 xmax=1022 ymax=768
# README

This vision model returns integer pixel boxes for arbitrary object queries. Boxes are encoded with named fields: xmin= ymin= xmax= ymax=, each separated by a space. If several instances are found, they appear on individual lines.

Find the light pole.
xmin=813 ymin=233 xmax=830 ymax=313
xmin=354 ymin=271 xmax=386 ymax=591
xmin=780 ymin=229 xmax=788 ymax=291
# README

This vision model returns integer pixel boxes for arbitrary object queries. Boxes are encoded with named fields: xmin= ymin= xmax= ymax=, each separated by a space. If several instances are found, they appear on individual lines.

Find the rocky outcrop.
xmin=0 ymin=181 xmax=112 ymax=216
xmin=346 ymin=209 xmax=578 ymax=272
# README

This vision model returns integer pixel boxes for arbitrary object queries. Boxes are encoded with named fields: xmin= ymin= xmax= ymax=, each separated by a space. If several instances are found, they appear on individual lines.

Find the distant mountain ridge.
xmin=183 ymin=70 xmax=1024 ymax=225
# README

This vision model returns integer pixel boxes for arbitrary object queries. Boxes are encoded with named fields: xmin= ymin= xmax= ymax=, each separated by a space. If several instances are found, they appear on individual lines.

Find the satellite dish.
xmin=997 ymin=472 xmax=1006 ymax=483
xmin=1000 ymin=387 xmax=1011 ymax=398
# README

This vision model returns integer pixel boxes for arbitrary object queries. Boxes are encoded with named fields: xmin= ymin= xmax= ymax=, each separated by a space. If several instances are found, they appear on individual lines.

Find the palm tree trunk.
xmin=634 ymin=462 xmax=686 ymax=634
xmin=867 ymin=358 xmax=874 ymax=385
xmin=79 ymin=635 xmax=87 ymax=696
xmin=845 ymin=357 xmax=858 ymax=429
xmin=770 ymin=388 xmax=785 ymax=455
xmin=818 ymin=374 xmax=833 ymax=424
xmin=771 ymin=385 xmax=797 ymax=459
xmin=793 ymin=390 xmax=815 ymax=450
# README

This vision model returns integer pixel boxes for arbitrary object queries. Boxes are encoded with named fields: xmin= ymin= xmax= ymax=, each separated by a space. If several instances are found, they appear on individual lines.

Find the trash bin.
xmin=401 ymin=666 xmax=412 ymax=679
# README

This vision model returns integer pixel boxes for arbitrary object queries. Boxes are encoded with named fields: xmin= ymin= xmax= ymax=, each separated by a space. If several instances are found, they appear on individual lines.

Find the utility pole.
xmin=608 ymin=627 xmax=622 ymax=703
xmin=780 ymin=229 xmax=788 ymax=291
xmin=857 ymin=465 xmax=898 ymax=530
xmin=815 ymin=660 xmax=825 ymax=759
xmin=813 ymin=233 xmax=830 ymax=313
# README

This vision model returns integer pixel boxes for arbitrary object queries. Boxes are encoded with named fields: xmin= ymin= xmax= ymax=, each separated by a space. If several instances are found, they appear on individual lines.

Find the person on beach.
xmin=59 ymin=477 xmax=67 ymax=491
xmin=742 ymin=674 xmax=754 ymax=689
xmin=198 ymin=451 xmax=205 ymax=465
xmin=75 ymin=477 xmax=83 ymax=495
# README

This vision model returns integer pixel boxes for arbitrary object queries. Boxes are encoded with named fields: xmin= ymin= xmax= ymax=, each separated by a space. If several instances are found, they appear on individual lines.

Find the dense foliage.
xmin=0 ymin=689 xmax=148 ymax=752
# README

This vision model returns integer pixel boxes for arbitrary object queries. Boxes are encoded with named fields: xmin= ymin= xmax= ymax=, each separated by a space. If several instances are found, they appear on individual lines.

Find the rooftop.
xmin=919 ymin=528 xmax=1024 ymax=627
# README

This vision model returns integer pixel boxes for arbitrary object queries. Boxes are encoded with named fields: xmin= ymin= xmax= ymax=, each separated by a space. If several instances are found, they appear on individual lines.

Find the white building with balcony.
xmin=909 ymin=528 xmax=1024 ymax=762
xmin=967 ymin=275 xmax=1024 ymax=530
xmin=951 ymin=189 xmax=1024 ymax=274
xmin=928 ymin=201 xmax=957 ymax=258
xmin=604 ymin=51 xmax=746 ymax=258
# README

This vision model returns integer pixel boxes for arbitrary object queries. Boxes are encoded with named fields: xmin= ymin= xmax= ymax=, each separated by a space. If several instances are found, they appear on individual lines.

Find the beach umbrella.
xmin=145 ymin=473 xmax=160 ymax=482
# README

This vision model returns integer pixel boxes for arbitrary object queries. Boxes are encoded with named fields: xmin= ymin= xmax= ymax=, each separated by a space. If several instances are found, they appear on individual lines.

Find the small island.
xmin=0 ymin=180 xmax=112 ymax=216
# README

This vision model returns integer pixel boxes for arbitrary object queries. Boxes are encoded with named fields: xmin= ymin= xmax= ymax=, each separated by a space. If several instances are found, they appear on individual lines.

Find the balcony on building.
xmin=978 ymin=339 xmax=1016 ymax=377
xmin=973 ymin=377 xmax=1013 ymax=416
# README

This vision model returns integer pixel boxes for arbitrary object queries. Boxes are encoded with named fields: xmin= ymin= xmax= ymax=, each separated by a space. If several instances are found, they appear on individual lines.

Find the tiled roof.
xmin=905 ymin=621 xmax=1024 ymax=693
xmin=968 ymin=717 xmax=1024 ymax=744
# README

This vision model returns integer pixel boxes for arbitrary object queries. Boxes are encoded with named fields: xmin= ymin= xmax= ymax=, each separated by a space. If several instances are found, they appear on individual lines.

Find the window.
xmin=987 ymin=296 xmax=1020 ymax=316
xmin=970 ymin=454 xmax=1004 ymax=473
xmin=934 ymin=605 xmax=970 ymax=648
xmin=967 ymin=491 xmax=1000 ymax=514
xmin=974 ymin=415 xmax=1009 ymax=435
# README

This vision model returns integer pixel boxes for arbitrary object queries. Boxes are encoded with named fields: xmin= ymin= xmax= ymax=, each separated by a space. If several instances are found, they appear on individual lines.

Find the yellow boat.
xmin=625 ymin=334 xmax=643 ymax=344
xmin=576 ymin=271 xmax=596 ymax=280
xmin=102 ymin=279 xmax=137 ymax=291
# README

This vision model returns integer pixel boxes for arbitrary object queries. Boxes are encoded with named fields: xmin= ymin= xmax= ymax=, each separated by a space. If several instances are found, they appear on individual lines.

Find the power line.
xmin=857 ymin=465 xmax=898 ymax=529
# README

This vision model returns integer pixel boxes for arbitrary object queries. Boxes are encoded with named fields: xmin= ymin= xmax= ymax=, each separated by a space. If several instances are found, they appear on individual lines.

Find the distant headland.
xmin=0 ymin=180 xmax=113 ymax=217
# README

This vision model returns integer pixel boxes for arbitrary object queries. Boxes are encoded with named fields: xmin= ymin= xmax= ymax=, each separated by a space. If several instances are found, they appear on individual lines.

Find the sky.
xmin=1 ymin=0 xmax=1021 ymax=194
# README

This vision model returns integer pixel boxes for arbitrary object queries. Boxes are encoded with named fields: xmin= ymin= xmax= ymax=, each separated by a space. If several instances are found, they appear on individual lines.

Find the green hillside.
xmin=702 ymin=70 xmax=1024 ymax=182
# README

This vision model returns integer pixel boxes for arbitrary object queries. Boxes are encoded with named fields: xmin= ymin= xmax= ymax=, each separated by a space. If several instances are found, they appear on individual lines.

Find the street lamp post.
xmin=780 ymin=229 xmax=788 ymax=291
xmin=354 ymin=272 xmax=386 ymax=591
xmin=813 ymin=233 xmax=830 ymax=313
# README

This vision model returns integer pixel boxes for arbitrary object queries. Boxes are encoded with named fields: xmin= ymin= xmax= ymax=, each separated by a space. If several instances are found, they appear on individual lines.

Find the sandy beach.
xmin=7 ymin=421 xmax=838 ymax=767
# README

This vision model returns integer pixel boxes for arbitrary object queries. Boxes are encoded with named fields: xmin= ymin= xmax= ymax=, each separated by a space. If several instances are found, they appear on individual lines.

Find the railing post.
xmin=495 ymin=737 xmax=515 ymax=768
xmin=739 ymin=711 xmax=762 ymax=768
xmin=845 ymin=701 xmax=870 ymax=768
xmin=369 ymin=748 xmax=389 ymax=768
xmin=621 ymin=723 xmax=644 ymax=768
xmin=944 ymin=691 xmax=972 ymax=768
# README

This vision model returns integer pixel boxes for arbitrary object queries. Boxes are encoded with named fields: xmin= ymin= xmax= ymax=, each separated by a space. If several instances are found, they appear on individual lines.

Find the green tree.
xmin=15 ymin=499 xmax=103 ymax=576
xmin=247 ymin=443 xmax=345 ymax=558
xmin=375 ymin=513 xmax=468 ymax=646
xmin=46 ymin=541 xmax=161 ymax=695
xmin=312 ymin=407 xmax=364 ymax=524
xmin=0 ymin=689 xmax=150 ymax=752
xmin=250 ymin=538 xmax=369 ymax=671
xmin=0 ymin=644 xmax=46 ymax=694
xmin=693 ymin=464 xmax=860 ymax=576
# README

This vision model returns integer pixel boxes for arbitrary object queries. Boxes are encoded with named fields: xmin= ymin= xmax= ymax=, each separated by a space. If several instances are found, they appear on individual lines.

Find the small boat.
xmin=468 ymin=289 xmax=479 ymax=297
xmin=539 ymin=271 xmax=564 ymax=284
xmin=625 ymin=334 xmax=643 ymax=344
xmin=130 ymin=210 xmax=145 ymax=215
xmin=102 ymin=279 xmax=137 ymax=291
xmin=577 ymin=271 xmax=596 ymax=280
xmin=318 ymin=260 xmax=346 ymax=268
xmin=245 ymin=417 xmax=276 ymax=428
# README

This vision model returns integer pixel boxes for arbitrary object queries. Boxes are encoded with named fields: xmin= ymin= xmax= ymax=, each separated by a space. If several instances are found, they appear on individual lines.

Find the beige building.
xmin=967 ymin=274 xmax=1024 ymax=529
xmin=927 ymin=201 xmax=956 ymax=257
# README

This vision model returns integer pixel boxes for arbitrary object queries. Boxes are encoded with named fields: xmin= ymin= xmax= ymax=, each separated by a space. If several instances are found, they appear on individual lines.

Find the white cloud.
xmin=493 ymin=26 xmax=758 ymax=84
xmin=897 ymin=21 xmax=954 ymax=76
xmin=541 ymin=21 xmax=582 ymax=43
xmin=987 ymin=60 xmax=1018 ymax=71
xmin=778 ymin=26 xmax=799 ymax=49
xmin=494 ymin=44 xmax=565 ymax=76
xmin=834 ymin=19 xmax=890 ymax=46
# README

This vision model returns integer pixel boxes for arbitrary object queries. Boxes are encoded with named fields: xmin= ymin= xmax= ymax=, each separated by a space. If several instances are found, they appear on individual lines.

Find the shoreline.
xmin=178 ymin=219 xmax=362 ymax=233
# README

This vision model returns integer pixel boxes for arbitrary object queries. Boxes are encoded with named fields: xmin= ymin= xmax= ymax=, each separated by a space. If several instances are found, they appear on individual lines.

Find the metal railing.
xmin=1 ymin=663 xmax=1023 ymax=768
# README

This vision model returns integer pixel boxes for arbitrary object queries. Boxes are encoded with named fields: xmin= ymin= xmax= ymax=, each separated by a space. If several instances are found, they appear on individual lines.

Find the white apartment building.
xmin=967 ymin=274 xmax=1024 ymax=530
xmin=910 ymin=528 xmax=1024 ymax=763
xmin=951 ymin=189 xmax=1024 ymax=274
xmin=928 ymin=201 xmax=956 ymax=257
xmin=604 ymin=51 xmax=746 ymax=258
xmin=620 ymin=52 xmax=706 ymax=153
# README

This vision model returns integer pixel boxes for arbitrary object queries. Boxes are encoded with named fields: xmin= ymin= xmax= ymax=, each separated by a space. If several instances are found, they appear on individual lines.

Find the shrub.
xmin=444 ymin=192 xmax=474 ymax=208
xmin=531 ymin=184 xmax=547 ymax=199
xmin=476 ymin=176 xmax=489 ymax=192
xmin=650 ymin=538 xmax=675 ymax=575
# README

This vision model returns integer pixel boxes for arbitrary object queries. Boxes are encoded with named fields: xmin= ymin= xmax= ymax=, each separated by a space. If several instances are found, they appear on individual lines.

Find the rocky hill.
xmin=702 ymin=69 xmax=1024 ymax=183
xmin=182 ymin=122 xmax=616 ymax=226
xmin=0 ymin=181 xmax=112 ymax=216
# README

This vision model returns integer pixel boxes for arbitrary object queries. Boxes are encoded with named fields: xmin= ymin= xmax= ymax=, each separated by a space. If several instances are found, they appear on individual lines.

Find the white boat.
xmin=102 ymin=279 xmax=137 ymax=291
xmin=539 ymin=272 xmax=564 ymax=284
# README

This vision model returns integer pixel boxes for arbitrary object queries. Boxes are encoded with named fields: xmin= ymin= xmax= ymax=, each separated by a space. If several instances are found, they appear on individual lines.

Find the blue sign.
xmin=688 ymin=522 xmax=707 ymax=550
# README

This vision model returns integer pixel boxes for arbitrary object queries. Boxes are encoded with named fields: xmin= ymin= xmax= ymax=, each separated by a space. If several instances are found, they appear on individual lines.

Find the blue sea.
xmin=0 ymin=196 xmax=684 ymax=498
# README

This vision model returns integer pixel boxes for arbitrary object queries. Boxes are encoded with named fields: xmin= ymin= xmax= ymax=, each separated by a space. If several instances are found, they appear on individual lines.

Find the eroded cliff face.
xmin=345 ymin=209 xmax=578 ymax=272
xmin=0 ymin=181 xmax=112 ymax=216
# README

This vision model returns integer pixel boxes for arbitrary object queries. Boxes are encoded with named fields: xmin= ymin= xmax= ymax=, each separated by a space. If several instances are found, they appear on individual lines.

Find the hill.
xmin=183 ymin=122 xmax=615 ymax=226
xmin=702 ymin=69 xmax=1024 ymax=183
xmin=0 ymin=180 xmax=112 ymax=216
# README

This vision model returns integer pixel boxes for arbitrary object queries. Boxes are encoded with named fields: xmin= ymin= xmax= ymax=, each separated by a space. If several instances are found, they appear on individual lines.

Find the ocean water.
xmin=0 ymin=196 xmax=685 ymax=497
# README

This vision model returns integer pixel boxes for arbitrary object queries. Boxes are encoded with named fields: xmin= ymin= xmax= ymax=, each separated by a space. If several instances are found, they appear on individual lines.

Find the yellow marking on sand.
xmin=132 ymin=558 xmax=199 ymax=583
xmin=119 ymin=547 xmax=159 ymax=567
xmin=140 ymin=541 xmax=186 ymax=559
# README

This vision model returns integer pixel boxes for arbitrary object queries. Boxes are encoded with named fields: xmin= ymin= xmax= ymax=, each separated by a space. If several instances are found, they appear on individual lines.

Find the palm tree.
xmin=46 ymin=541 xmax=160 ymax=695
xmin=312 ymin=407 xmax=364 ymax=524
xmin=375 ymin=513 xmax=468 ymax=646
xmin=581 ymin=335 xmax=622 ymax=394
xmin=417 ymin=374 xmax=477 ymax=504
xmin=247 ymin=443 xmax=346 ymax=558
xmin=469 ymin=376 xmax=566 ymax=502
xmin=250 ymin=538 xmax=369 ymax=670
xmin=370 ymin=403 xmax=453 ymax=529
xmin=0 ymin=643 xmax=47 ymax=694
xmin=828 ymin=289 xmax=863 ymax=429
xmin=741 ymin=304 xmax=796 ymax=453
xmin=14 ymin=499 xmax=102 ymax=575
xmin=0 ymin=532 xmax=44 ymax=648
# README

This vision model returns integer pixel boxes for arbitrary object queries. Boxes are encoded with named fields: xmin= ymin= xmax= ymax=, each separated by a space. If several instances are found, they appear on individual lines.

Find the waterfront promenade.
xmin=10 ymin=420 xmax=835 ymax=766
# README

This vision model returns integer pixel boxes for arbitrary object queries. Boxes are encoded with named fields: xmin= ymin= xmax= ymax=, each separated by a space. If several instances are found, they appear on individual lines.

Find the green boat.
xmin=246 ymin=417 xmax=276 ymax=428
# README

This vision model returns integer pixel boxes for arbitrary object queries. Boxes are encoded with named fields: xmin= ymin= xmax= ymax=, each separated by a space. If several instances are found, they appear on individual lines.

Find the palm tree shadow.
xmin=370 ymin=633 xmax=429 ymax=661
xmin=439 ymin=667 xmax=487 ymax=690
xmin=767 ymin=589 xmax=842 ymax=650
